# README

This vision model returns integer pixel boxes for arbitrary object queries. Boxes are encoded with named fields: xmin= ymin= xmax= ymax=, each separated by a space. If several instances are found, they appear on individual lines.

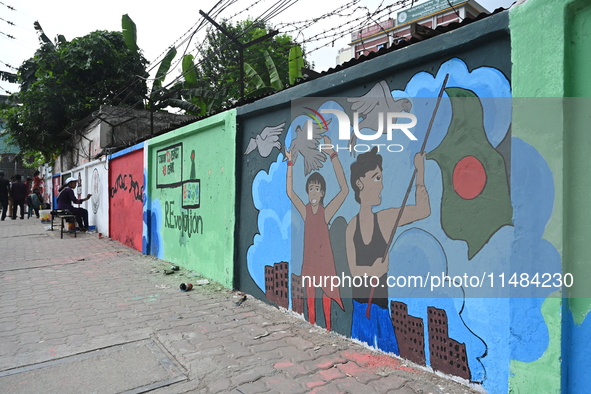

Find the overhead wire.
xmin=7 ymin=0 xmax=416 ymax=123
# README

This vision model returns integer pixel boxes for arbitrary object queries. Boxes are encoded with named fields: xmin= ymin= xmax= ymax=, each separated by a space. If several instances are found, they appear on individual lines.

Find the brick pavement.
xmin=0 ymin=217 xmax=482 ymax=393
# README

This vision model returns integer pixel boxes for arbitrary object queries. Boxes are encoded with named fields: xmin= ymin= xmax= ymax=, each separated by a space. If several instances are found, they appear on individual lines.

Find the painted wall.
xmin=234 ymin=11 xmax=567 ymax=393
xmin=511 ymin=0 xmax=591 ymax=392
xmin=109 ymin=144 xmax=144 ymax=251
xmin=144 ymin=110 xmax=237 ymax=288
xmin=51 ymin=175 xmax=60 ymax=211
xmin=69 ymin=159 xmax=109 ymax=234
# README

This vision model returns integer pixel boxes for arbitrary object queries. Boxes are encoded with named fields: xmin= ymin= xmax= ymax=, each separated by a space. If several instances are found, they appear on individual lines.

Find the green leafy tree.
xmin=121 ymin=15 xmax=212 ymax=117
xmin=198 ymin=19 xmax=310 ymax=108
xmin=2 ymin=23 xmax=148 ymax=159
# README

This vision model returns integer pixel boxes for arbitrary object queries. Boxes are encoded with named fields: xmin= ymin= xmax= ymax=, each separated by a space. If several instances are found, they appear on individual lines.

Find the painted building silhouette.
xmin=264 ymin=262 xmax=289 ymax=309
xmin=390 ymin=301 xmax=426 ymax=366
xmin=427 ymin=306 xmax=471 ymax=380
xmin=290 ymin=273 xmax=305 ymax=314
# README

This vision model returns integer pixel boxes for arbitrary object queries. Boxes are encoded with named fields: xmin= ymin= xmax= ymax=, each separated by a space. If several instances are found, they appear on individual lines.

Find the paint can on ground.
xmin=180 ymin=283 xmax=193 ymax=292
xmin=40 ymin=210 xmax=51 ymax=224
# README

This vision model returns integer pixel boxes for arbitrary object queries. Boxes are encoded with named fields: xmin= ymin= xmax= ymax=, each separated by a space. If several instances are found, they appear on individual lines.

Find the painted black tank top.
xmin=352 ymin=212 xmax=389 ymax=308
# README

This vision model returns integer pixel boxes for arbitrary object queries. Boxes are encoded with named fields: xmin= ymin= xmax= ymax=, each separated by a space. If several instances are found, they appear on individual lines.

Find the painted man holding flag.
xmin=345 ymin=147 xmax=430 ymax=353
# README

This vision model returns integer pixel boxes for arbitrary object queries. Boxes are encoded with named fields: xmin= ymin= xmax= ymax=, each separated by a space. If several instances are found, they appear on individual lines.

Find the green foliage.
xmin=121 ymin=14 xmax=138 ymax=52
xmin=21 ymin=151 xmax=48 ymax=169
xmin=0 ymin=71 xmax=18 ymax=84
xmin=289 ymin=45 xmax=304 ymax=85
xmin=198 ymin=19 xmax=309 ymax=108
xmin=2 ymin=28 xmax=148 ymax=158
xmin=265 ymin=50 xmax=283 ymax=91
xmin=243 ymin=50 xmax=285 ymax=98
xmin=152 ymin=46 xmax=177 ymax=92
xmin=182 ymin=54 xmax=199 ymax=87
xmin=173 ymin=55 xmax=224 ymax=116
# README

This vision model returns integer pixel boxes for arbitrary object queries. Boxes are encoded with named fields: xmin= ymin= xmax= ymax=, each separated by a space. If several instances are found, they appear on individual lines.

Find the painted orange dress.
xmin=302 ymin=203 xmax=344 ymax=309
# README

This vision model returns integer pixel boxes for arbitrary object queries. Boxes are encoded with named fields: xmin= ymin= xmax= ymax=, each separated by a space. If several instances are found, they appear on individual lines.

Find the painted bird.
xmin=346 ymin=80 xmax=412 ymax=154
xmin=244 ymin=123 xmax=285 ymax=158
xmin=287 ymin=118 xmax=332 ymax=175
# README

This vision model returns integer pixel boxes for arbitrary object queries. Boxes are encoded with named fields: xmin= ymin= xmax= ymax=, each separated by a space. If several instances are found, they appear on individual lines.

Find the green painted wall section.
xmin=564 ymin=1 xmax=591 ymax=323
xmin=146 ymin=110 xmax=237 ymax=288
xmin=511 ymin=0 xmax=591 ymax=392
xmin=510 ymin=1 xmax=565 ymax=392
xmin=509 ymin=294 xmax=562 ymax=394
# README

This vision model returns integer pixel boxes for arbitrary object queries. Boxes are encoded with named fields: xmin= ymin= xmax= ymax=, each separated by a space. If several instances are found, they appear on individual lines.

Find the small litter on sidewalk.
xmin=234 ymin=294 xmax=247 ymax=306
xmin=194 ymin=279 xmax=209 ymax=285
xmin=253 ymin=331 xmax=270 ymax=340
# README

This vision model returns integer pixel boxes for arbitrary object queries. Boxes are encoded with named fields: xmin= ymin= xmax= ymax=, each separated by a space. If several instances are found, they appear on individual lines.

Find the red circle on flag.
xmin=452 ymin=156 xmax=486 ymax=199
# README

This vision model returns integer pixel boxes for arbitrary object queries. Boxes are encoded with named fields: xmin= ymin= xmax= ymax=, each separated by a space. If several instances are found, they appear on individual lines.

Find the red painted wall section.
xmin=109 ymin=149 xmax=144 ymax=251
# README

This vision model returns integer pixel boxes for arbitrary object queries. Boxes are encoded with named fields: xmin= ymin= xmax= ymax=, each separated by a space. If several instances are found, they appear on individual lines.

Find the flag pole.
xmin=365 ymin=74 xmax=449 ymax=319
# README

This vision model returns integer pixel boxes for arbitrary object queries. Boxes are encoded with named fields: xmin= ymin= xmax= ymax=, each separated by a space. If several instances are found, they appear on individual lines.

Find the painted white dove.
xmin=244 ymin=122 xmax=285 ymax=157
xmin=346 ymin=80 xmax=412 ymax=154
xmin=287 ymin=117 xmax=332 ymax=175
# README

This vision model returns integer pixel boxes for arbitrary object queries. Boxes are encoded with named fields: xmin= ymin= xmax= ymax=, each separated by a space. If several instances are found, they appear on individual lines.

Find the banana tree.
xmin=243 ymin=45 xmax=305 ymax=98
xmin=121 ymin=15 xmax=204 ymax=120
xmin=288 ymin=45 xmax=304 ymax=85
xmin=177 ymin=54 xmax=223 ymax=116
xmin=244 ymin=50 xmax=283 ymax=98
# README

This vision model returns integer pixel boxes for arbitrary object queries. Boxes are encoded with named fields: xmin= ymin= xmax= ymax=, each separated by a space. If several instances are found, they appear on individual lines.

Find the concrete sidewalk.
xmin=0 ymin=217 xmax=480 ymax=394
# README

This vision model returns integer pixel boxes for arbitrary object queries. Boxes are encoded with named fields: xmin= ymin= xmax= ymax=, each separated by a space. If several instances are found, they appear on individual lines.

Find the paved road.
xmin=0 ymin=217 xmax=480 ymax=393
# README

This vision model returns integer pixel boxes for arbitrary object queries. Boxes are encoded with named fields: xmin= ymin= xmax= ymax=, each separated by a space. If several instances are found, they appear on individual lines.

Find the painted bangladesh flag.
xmin=427 ymin=87 xmax=512 ymax=259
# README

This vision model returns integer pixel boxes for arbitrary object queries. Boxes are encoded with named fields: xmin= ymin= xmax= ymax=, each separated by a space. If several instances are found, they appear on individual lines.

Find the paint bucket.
xmin=179 ymin=283 xmax=193 ymax=292
xmin=98 ymin=233 xmax=103 ymax=239
xmin=40 ymin=210 xmax=51 ymax=224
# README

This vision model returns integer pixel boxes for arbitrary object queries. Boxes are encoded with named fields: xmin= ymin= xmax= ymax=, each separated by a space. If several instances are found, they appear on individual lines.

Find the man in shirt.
xmin=11 ymin=174 xmax=28 ymax=220
xmin=0 ymin=171 xmax=10 ymax=221
xmin=57 ymin=177 xmax=92 ymax=231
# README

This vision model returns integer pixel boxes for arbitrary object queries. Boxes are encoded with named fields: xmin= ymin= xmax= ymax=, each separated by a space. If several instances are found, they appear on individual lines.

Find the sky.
xmin=0 ymin=0 xmax=515 ymax=96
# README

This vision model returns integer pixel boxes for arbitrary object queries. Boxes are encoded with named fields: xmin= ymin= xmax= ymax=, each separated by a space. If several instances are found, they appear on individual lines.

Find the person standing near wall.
xmin=0 ymin=171 xmax=10 ymax=221
xmin=27 ymin=188 xmax=43 ymax=219
xmin=10 ymin=174 xmax=28 ymax=220
xmin=8 ymin=175 xmax=15 ymax=217
xmin=32 ymin=171 xmax=44 ymax=194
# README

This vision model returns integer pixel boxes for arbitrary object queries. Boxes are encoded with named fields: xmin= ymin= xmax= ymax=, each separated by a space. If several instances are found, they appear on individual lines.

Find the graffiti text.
xmin=110 ymin=173 xmax=144 ymax=202
xmin=164 ymin=201 xmax=203 ymax=238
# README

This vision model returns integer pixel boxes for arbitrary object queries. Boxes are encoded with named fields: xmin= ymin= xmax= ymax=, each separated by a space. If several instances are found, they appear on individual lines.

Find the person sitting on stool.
xmin=57 ymin=177 xmax=92 ymax=232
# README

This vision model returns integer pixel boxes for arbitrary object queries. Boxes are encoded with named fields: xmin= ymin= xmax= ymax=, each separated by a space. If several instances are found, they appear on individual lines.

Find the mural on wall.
xmin=109 ymin=149 xmax=145 ymax=251
xmin=91 ymin=168 xmax=101 ymax=214
xmin=52 ymin=175 xmax=61 ymax=210
xmin=243 ymin=58 xmax=561 ymax=392
xmin=143 ymin=111 xmax=237 ymax=289
xmin=76 ymin=172 xmax=83 ymax=202
xmin=146 ymin=142 xmax=204 ymax=257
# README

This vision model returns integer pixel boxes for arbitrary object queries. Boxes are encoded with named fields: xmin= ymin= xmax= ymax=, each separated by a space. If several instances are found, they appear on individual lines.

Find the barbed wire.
xmin=5 ymin=0 xmax=417 ymax=122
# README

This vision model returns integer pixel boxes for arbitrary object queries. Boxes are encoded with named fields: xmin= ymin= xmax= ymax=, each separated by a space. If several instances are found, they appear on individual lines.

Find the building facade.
xmin=350 ymin=0 xmax=489 ymax=59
